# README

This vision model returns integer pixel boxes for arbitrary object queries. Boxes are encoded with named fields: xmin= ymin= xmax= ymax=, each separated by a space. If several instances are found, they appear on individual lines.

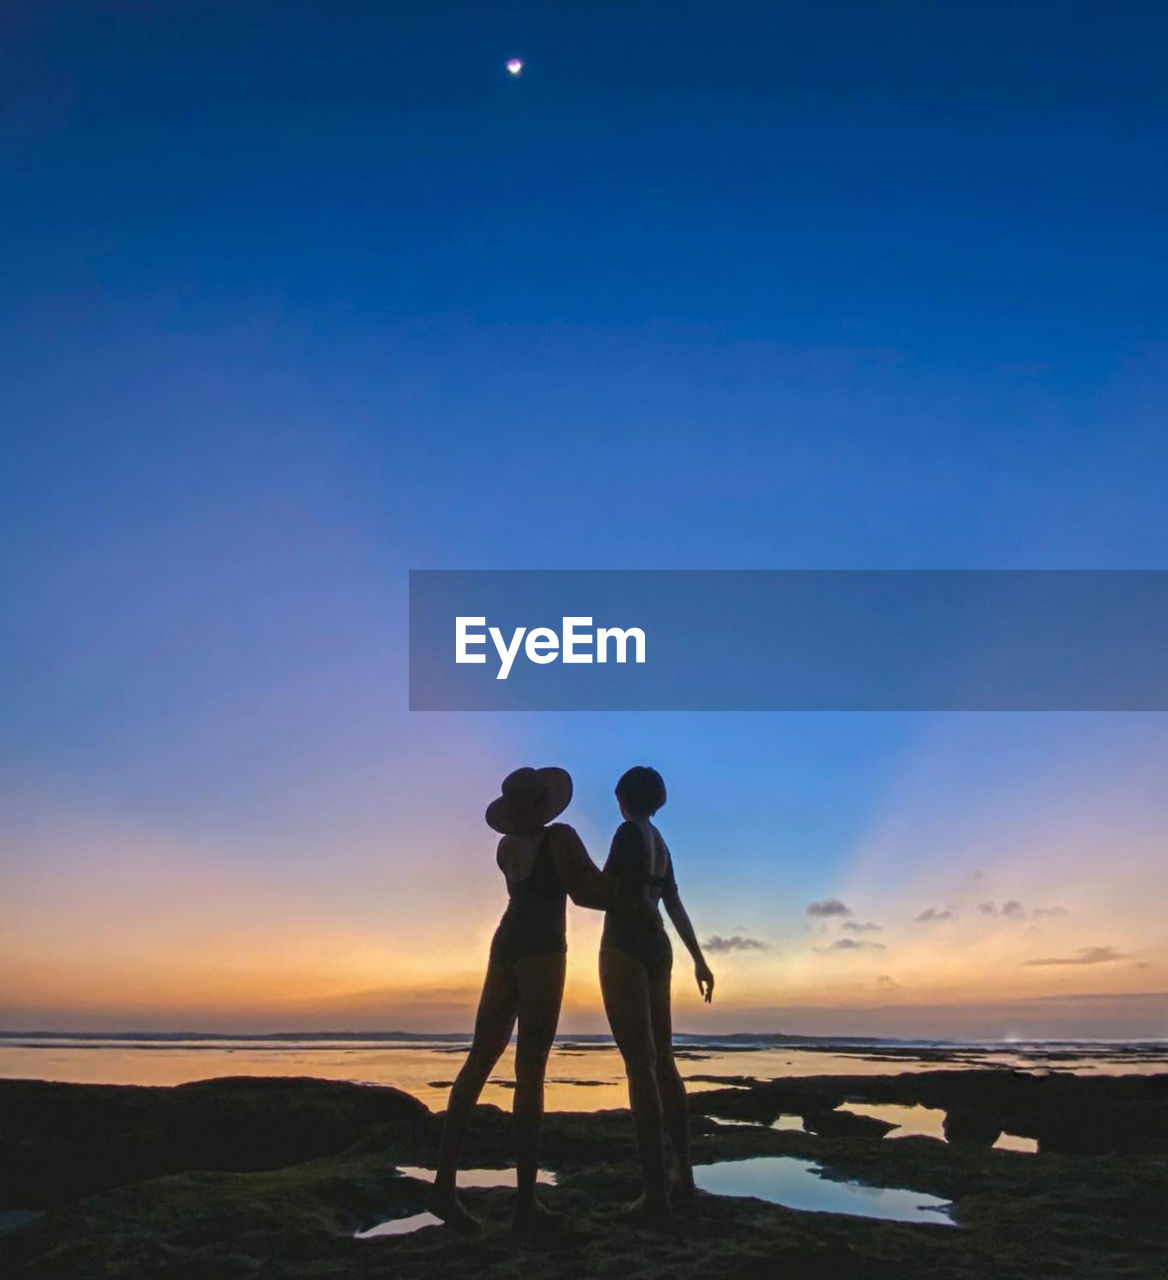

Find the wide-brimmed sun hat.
xmin=485 ymin=766 xmax=573 ymax=835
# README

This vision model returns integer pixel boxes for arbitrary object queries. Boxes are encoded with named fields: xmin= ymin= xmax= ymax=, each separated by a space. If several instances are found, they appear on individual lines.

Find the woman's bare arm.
xmin=549 ymin=824 xmax=621 ymax=910
xmin=663 ymin=886 xmax=715 ymax=1002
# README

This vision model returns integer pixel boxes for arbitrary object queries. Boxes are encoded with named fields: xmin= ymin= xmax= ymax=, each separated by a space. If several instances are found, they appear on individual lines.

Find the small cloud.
xmin=981 ymin=900 xmax=1067 ymax=921
xmin=806 ymin=898 xmax=851 ymax=918
xmin=1135 ymin=961 xmax=1151 ymax=970
xmin=1024 ymin=945 xmax=1131 ymax=968
xmin=816 ymin=937 xmax=886 ymax=953
xmin=875 ymin=973 xmax=899 ymax=989
xmin=842 ymin=920 xmax=883 ymax=934
xmin=915 ymin=907 xmax=955 ymax=923
xmin=704 ymin=934 xmax=767 ymax=954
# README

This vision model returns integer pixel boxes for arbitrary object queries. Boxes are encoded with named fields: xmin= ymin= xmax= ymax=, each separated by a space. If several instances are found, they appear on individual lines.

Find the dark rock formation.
xmin=0 ymin=1075 xmax=430 ymax=1208
xmin=2 ymin=1072 xmax=1168 ymax=1279
xmin=943 ymin=1106 xmax=1002 ymax=1147
xmin=691 ymin=1069 xmax=1168 ymax=1155
xmin=802 ymin=1109 xmax=897 ymax=1138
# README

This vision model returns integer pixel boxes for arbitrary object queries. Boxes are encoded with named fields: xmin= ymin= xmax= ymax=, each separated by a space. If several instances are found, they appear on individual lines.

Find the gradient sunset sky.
xmin=2 ymin=2 xmax=1167 ymax=1038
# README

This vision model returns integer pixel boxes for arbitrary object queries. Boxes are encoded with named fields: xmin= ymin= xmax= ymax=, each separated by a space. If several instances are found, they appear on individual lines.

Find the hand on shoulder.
xmin=548 ymin=821 xmax=586 ymax=851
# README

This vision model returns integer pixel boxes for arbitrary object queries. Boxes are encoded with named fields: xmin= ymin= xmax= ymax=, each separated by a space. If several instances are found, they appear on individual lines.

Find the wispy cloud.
xmin=704 ymin=934 xmax=767 ymax=954
xmin=806 ymin=898 xmax=851 ymax=917
xmin=842 ymin=920 xmax=883 ymax=933
xmin=816 ymin=937 xmax=886 ymax=953
xmin=915 ymin=907 xmax=955 ymax=923
xmin=1024 ymin=946 xmax=1131 ymax=967
xmin=979 ymin=900 xmax=1067 ymax=920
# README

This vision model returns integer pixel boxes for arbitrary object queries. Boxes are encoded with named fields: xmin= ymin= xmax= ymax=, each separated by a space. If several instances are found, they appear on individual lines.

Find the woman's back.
xmin=490 ymin=825 xmax=569 ymax=962
xmin=605 ymin=819 xmax=674 ymax=902
xmin=601 ymin=820 xmax=675 ymax=971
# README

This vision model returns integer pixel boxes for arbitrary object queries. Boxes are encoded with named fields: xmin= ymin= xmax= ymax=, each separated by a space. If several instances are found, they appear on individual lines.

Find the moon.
xmin=506 ymin=58 xmax=523 ymax=77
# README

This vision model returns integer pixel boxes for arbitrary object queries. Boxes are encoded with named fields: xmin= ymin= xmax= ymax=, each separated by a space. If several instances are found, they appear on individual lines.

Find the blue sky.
xmin=2 ymin=1 xmax=1166 ymax=1033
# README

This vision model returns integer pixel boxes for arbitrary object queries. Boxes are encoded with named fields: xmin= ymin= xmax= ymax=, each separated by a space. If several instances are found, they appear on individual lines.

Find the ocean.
xmin=3 ymin=1033 xmax=1165 ymax=1112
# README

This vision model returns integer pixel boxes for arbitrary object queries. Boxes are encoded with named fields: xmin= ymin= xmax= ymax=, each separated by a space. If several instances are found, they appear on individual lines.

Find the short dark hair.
xmin=615 ymin=766 xmax=667 ymax=818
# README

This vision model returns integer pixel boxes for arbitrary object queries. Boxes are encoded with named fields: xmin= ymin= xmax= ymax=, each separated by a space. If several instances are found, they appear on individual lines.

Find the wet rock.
xmin=943 ymin=1106 xmax=1002 ymax=1147
xmin=802 ymin=1109 xmax=897 ymax=1138
xmin=1034 ymin=1109 xmax=1116 ymax=1155
xmin=693 ymin=1069 xmax=1168 ymax=1155
xmin=0 ymin=1076 xmax=431 ymax=1208
xmin=5 ymin=1071 xmax=1168 ymax=1279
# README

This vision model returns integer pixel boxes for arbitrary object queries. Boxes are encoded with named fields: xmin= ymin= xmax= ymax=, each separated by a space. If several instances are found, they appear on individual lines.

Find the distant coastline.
xmin=3 ymin=1030 xmax=1166 ymax=1048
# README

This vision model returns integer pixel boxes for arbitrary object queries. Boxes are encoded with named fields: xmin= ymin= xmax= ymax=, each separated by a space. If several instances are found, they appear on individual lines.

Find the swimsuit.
xmin=601 ymin=820 xmax=676 ymax=979
xmin=489 ymin=826 xmax=568 ymax=964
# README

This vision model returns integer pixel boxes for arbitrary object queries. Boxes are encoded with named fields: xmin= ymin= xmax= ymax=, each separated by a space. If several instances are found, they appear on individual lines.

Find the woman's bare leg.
xmin=511 ymin=952 xmax=566 ymax=1230
xmin=648 ymin=965 xmax=691 ymax=1196
xmin=427 ymin=959 xmax=517 ymax=1229
xmin=600 ymin=946 xmax=670 ymax=1220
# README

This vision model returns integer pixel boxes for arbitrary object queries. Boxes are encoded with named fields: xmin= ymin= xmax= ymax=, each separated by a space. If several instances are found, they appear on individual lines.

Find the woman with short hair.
xmin=599 ymin=765 xmax=715 ymax=1226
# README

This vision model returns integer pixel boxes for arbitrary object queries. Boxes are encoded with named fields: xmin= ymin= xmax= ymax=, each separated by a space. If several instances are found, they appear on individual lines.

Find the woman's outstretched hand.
xmin=695 ymin=958 xmax=715 ymax=1003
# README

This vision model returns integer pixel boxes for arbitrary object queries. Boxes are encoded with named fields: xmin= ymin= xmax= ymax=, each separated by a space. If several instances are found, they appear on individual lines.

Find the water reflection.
xmin=709 ymin=1113 xmax=807 ymax=1133
xmin=392 ymin=1165 xmax=554 ymax=1189
xmin=993 ymin=1133 xmax=1038 ymax=1154
xmin=356 ymin=1211 xmax=441 ymax=1238
xmin=0 ymin=1210 xmax=44 ymax=1235
xmin=694 ymin=1156 xmax=956 ymax=1226
xmin=842 ymin=1104 xmax=1036 ymax=1152
xmin=354 ymin=1166 xmax=554 ymax=1239
xmin=3 ymin=1036 xmax=1164 ymax=1115
xmin=844 ymin=1103 xmax=948 ymax=1140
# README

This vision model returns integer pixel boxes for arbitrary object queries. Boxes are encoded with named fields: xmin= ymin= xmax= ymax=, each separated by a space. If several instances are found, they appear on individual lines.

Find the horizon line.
xmin=3 ymin=1028 xmax=1168 ymax=1046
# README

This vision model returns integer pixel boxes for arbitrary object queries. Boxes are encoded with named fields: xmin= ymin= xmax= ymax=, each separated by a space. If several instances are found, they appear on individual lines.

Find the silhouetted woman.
xmin=427 ymin=766 xmax=619 ymax=1233
xmin=599 ymin=766 xmax=714 ymax=1225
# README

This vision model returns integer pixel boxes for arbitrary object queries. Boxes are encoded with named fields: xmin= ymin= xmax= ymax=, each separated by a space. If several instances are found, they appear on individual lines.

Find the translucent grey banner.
xmin=408 ymin=571 xmax=1168 ymax=711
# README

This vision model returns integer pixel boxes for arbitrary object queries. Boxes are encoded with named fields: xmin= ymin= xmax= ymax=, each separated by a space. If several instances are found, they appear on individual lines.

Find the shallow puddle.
xmin=708 ymin=1112 xmax=807 ymax=1133
xmin=0 ymin=1210 xmax=44 ymax=1235
xmin=355 ymin=1166 xmax=555 ymax=1238
xmin=842 ymin=1103 xmax=1036 ymax=1152
xmin=844 ymin=1102 xmax=948 ymax=1139
xmin=356 ymin=1210 xmax=443 ymax=1238
xmin=993 ymin=1133 xmax=1038 ymax=1154
xmin=693 ymin=1156 xmax=957 ymax=1226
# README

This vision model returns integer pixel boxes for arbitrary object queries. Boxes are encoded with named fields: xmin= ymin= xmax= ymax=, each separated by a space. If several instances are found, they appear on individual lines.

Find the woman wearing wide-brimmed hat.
xmin=427 ymin=766 xmax=622 ymax=1233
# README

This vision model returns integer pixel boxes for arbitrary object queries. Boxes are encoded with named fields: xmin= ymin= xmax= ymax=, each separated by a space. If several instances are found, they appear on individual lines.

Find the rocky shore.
xmin=1 ymin=1070 xmax=1165 ymax=1278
